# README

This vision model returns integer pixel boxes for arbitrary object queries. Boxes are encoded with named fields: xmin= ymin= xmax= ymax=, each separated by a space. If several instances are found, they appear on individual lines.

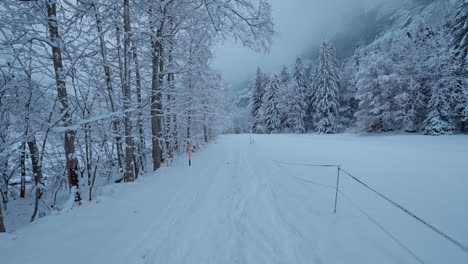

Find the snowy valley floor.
xmin=1 ymin=134 xmax=468 ymax=264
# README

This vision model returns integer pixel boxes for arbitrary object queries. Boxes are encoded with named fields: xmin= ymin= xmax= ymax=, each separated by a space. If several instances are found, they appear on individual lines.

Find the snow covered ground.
xmin=1 ymin=134 xmax=467 ymax=264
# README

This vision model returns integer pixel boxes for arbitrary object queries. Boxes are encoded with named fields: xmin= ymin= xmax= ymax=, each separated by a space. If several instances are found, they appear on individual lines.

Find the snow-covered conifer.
xmin=286 ymin=57 xmax=308 ymax=133
xmin=423 ymin=80 xmax=455 ymax=135
xmin=452 ymin=0 xmax=468 ymax=62
xmin=265 ymin=75 xmax=281 ymax=134
xmin=312 ymin=42 xmax=340 ymax=134
xmin=250 ymin=68 xmax=267 ymax=133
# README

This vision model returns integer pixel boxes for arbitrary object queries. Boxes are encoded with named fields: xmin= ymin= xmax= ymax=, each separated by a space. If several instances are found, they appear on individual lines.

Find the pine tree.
xmin=339 ymin=48 xmax=363 ymax=129
xmin=279 ymin=65 xmax=292 ymax=86
xmin=312 ymin=42 xmax=340 ymax=134
xmin=451 ymin=1 xmax=468 ymax=132
xmin=423 ymin=80 xmax=455 ymax=135
xmin=451 ymin=71 xmax=468 ymax=133
xmin=287 ymin=91 xmax=306 ymax=133
xmin=250 ymin=68 xmax=266 ymax=133
xmin=287 ymin=57 xmax=308 ymax=133
xmin=395 ymin=79 xmax=425 ymax=132
xmin=278 ymin=65 xmax=292 ymax=130
xmin=265 ymin=75 xmax=281 ymax=134
xmin=306 ymin=63 xmax=318 ymax=130
xmin=460 ymin=85 xmax=468 ymax=133
xmin=452 ymin=0 xmax=468 ymax=62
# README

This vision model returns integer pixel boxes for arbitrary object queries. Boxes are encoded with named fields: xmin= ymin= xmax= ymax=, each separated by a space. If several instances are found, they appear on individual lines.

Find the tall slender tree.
xmin=250 ymin=68 xmax=267 ymax=133
xmin=287 ymin=57 xmax=308 ymax=133
xmin=265 ymin=75 xmax=281 ymax=134
xmin=312 ymin=42 xmax=340 ymax=134
xmin=452 ymin=0 xmax=468 ymax=62
xmin=451 ymin=0 xmax=468 ymax=132
xmin=44 ymin=0 xmax=81 ymax=202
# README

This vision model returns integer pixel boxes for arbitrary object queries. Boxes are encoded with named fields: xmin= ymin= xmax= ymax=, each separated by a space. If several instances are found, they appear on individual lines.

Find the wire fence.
xmin=274 ymin=160 xmax=468 ymax=263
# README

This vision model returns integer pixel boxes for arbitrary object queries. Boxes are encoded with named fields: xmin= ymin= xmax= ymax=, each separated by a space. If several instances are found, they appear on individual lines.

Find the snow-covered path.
xmin=1 ymin=134 xmax=468 ymax=264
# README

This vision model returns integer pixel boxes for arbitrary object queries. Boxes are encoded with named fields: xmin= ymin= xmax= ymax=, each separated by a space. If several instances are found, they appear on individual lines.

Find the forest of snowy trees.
xmin=0 ymin=0 xmax=274 ymax=231
xmin=250 ymin=0 xmax=467 ymax=136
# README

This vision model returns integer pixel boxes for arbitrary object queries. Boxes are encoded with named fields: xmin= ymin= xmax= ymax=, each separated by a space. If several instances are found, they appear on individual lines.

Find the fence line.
xmin=274 ymin=160 xmax=468 ymax=257
xmin=273 ymin=160 xmax=340 ymax=168
xmin=339 ymin=190 xmax=425 ymax=264
xmin=339 ymin=168 xmax=468 ymax=254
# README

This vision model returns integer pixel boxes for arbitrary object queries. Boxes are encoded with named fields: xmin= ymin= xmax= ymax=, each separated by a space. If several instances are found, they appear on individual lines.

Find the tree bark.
xmin=0 ymin=202 xmax=5 ymax=232
xmin=46 ymin=1 xmax=80 ymax=203
xmin=132 ymin=43 xmax=145 ymax=174
xmin=204 ymin=123 xmax=209 ymax=143
xmin=91 ymin=1 xmax=123 ymax=170
xmin=20 ymin=143 xmax=26 ymax=198
xmin=122 ymin=0 xmax=135 ymax=182
xmin=28 ymin=136 xmax=43 ymax=222
xmin=165 ymin=28 xmax=175 ymax=159
xmin=150 ymin=7 xmax=163 ymax=171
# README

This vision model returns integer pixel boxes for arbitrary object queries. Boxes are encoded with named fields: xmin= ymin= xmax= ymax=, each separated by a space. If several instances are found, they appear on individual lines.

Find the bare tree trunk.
xmin=28 ymin=136 xmax=43 ymax=222
xmin=159 ymin=36 xmax=165 ymax=163
xmin=91 ymin=1 xmax=123 ymax=170
xmin=204 ymin=123 xmax=209 ymax=143
xmin=21 ymin=73 xmax=32 ymax=199
xmin=0 ymin=202 xmax=5 ymax=232
xmin=122 ymin=0 xmax=135 ymax=182
xmin=165 ymin=82 xmax=172 ymax=159
xmin=132 ymin=43 xmax=145 ymax=174
xmin=20 ymin=143 xmax=26 ymax=198
xmin=46 ymin=1 xmax=80 ymax=203
xmin=165 ymin=27 xmax=174 ymax=159
xmin=186 ymin=110 xmax=191 ymax=149
xmin=150 ymin=7 xmax=163 ymax=171
xmin=172 ymin=109 xmax=179 ymax=152
xmin=203 ymin=101 xmax=209 ymax=143
xmin=114 ymin=5 xmax=125 ymax=171
xmin=186 ymin=86 xmax=192 ymax=150
xmin=84 ymin=122 xmax=92 ymax=186
xmin=186 ymin=59 xmax=193 ymax=151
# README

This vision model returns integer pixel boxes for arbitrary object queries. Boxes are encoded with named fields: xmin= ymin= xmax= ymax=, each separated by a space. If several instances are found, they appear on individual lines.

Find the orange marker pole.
xmin=188 ymin=141 xmax=192 ymax=166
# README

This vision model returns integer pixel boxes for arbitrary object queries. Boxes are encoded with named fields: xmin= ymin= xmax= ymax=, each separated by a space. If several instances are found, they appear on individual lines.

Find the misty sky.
xmin=212 ymin=0 xmax=393 ymax=87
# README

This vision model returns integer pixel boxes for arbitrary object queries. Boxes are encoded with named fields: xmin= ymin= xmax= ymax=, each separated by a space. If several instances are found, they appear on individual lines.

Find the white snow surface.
xmin=1 ymin=134 xmax=468 ymax=264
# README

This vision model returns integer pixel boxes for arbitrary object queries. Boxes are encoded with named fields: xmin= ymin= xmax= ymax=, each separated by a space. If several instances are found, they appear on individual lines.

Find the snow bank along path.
xmin=1 ymin=134 xmax=467 ymax=264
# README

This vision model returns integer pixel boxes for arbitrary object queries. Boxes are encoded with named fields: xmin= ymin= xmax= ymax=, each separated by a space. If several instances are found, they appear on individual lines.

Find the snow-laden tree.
xmin=250 ymin=68 xmax=267 ymax=133
xmin=265 ymin=75 xmax=281 ymax=134
xmin=286 ymin=57 xmax=308 ymax=133
xmin=355 ymin=47 xmax=399 ymax=132
xmin=394 ymin=79 xmax=425 ymax=132
xmin=423 ymin=79 xmax=455 ymax=135
xmin=306 ymin=63 xmax=318 ymax=131
xmin=457 ymin=83 xmax=468 ymax=133
xmin=452 ymin=0 xmax=468 ymax=62
xmin=450 ymin=0 xmax=468 ymax=132
xmin=0 ymin=0 xmax=275 ymax=230
xmin=339 ymin=48 xmax=363 ymax=130
xmin=312 ymin=42 xmax=340 ymax=134
xmin=390 ymin=30 xmax=428 ymax=132
xmin=278 ymin=65 xmax=293 ymax=130
xmin=287 ymin=89 xmax=307 ymax=133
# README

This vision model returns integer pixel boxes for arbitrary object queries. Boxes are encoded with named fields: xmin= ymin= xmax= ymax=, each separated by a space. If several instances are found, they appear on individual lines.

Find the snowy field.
xmin=1 ymin=134 xmax=467 ymax=264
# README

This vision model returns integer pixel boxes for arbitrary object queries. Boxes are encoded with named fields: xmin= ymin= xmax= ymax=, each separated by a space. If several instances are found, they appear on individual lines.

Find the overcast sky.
xmin=212 ymin=0 xmax=392 ymax=87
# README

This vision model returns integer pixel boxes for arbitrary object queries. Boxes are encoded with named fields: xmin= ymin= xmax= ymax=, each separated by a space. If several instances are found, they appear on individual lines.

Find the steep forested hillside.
xmin=248 ymin=0 xmax=467 ymax=135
